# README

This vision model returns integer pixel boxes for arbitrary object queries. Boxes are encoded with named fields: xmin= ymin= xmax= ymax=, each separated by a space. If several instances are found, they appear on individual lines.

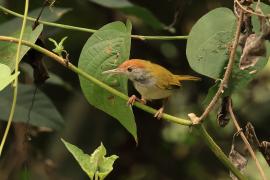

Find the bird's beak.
xmin=102 ymin=68 xmax=124 ymax=75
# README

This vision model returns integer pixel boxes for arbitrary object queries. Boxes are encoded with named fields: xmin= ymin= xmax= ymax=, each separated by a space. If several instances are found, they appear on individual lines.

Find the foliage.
xmin=89 ymin=0 xmax=166 ymax=30
xmin=0 ymin=64 xmax=19 ymax=91
xmin=78 ymin=20 xmax=137 ymax=141
xmin=0 ymin=84 xmax=64 ymax=130
xmin=0 ymin=0 xmax=270 ymax=180
xmin=62 ymin=139 xmax=118 ymax=180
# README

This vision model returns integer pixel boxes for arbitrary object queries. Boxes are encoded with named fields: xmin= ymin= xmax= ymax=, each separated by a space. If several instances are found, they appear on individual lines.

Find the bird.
xmin=103 ymin=59 xmax=200 ymax=119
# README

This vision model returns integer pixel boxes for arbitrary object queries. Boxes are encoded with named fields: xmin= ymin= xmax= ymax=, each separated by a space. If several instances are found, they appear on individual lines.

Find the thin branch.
xmin=228 ymin=99 xmax=267 ymax=180
xmin=0 ymin=36 xmax=191 ymax=126
xmin=189 ymin=10 xmax=244 ymax=124
xmin=0 ymin=5 xmax=188 ymax=41
xmin=235 ymin=0 xmax=269 ymax=18
xmin=0 ymin=0 xmax=29 ymax=156
xmin=0 ymin=36 xmax=247 ymax=179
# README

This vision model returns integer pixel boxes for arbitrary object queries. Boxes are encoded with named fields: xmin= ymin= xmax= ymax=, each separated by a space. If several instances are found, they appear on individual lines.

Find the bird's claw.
xmin=154 ymin=107 xmax=164 ymax=119
xmin=127 ymin=95 xmax=147 ymax=106
xmin=127 ymin=95 xmax=137 ymax=106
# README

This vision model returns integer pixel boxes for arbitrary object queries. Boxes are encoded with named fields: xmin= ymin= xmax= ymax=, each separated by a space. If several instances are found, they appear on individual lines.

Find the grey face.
xmin=125 ymin=66 xmax=153 ymax=85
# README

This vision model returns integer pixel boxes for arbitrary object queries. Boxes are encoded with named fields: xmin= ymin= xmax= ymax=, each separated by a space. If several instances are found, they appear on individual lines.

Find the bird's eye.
xmin=127 ymin=67 xmax=133 ymax=72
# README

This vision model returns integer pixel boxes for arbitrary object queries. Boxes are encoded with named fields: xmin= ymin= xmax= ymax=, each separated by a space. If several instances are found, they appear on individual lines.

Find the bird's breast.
xmin=133 ymin=82 xmax=173 ymax=100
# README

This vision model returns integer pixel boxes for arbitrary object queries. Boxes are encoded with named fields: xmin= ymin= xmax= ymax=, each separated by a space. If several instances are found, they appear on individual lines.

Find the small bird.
xmin=103 ymin=59 xmax=200 ymax=119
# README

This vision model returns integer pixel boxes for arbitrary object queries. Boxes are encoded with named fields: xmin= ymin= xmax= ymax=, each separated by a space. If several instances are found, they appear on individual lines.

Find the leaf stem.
xmin=0 ymin=5 xmax=188 ymax=41
xmin=228 ymin=98 xmax=267 ymax=180
xmin=0 ymin=0 xmax=29 ymax=156
xmin=0 ymin=36 xmax=247 ymax=179
xmin=191 ymin=10 xmax=244 ymax=124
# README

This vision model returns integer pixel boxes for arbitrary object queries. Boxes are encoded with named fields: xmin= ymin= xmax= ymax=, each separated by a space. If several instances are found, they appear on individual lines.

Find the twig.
xmin=189 ymin=10 xmax=244 ymax=124
xmin=0 ymin=5 xmax=188 ymax=41
xmin=0 ymin=36 xmax=247 ymax=179
xmin=0 ymin=36 xmax=191 ymax=127
xmin=228 ymin=98 xmax=267 ymax=180
xmin=0 ymin=0 xmax=29 ymax=156
xmin=235 ymin=0 xmax=269 ymax=18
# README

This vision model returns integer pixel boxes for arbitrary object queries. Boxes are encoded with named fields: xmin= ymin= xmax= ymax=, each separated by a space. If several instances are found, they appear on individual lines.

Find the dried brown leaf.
xmin=239 ymin=34 xmax=266 ymax=70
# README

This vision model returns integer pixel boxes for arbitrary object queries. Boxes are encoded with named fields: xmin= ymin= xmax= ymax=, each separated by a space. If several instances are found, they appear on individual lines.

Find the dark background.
xmin=0 ymin=0 xmax=270 ymax=179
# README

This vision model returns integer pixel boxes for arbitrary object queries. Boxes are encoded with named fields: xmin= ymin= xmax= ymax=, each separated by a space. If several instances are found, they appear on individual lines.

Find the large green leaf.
xmin=186 ymin=8 xmax=236 ymax=79
xmin=0 ymin=84 xmax=64 ymax=131
xmin=89 ymin=0 xmax=165 ymax=30
xmin=188 ymin=7 xmax=269 ymax=100
xmin=0 ymin=7 xmax=71 ymax=70
xmin=62 ymin=139 xmax=118 ymax=180
xmin=0 ymin=63 xmax=19 ymax=91
xmin=78 ymin=21 xmax=137 ymax=141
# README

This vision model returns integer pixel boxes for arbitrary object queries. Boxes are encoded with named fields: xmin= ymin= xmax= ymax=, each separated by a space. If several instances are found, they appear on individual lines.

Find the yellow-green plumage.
xmin=118 ymin=59 xmax=200 ymax=100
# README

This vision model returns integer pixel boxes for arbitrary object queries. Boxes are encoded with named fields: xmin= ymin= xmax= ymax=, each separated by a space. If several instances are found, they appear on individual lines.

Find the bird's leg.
xmin=154 ymin=98 xmax=168 ymax=119
xmin=127 ymin=95 xmax=147 ymax=106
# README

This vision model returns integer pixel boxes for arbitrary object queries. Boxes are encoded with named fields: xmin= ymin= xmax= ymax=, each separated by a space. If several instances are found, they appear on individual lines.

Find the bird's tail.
xmin=174 ymin=75 xmax=201 ymax=81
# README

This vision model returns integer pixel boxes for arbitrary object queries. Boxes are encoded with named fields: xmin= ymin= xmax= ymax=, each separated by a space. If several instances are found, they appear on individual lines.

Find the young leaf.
xmin=89 ymin=0 xmax=166 ymax=30
xmin=0 ymin=84 xmax=64 ymax=130
xmin=0 ymin=64 xmax=19 ymax=91
xmin=61 ymin=139 xmax=118 ymax=180
xmin=78 ymin=21 xmax=137 ymax=141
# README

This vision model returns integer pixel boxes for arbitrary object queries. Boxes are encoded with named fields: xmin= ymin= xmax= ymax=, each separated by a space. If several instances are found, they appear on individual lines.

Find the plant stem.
xmin=228 ymin=99 xmax=267 ymax=180
xmin=0 ymin=5 xmax=188 ymax=41
xmin=0 ymin=36 xmax=191 ymax=126
xmin=0 ymin=36 xmax=247 ymax=179
xmin=197 ymin=125 xmax=247 ymax=180
xmin=193 ymin=10 xmax=244 ymax=124
xmin=235 ymin=0 xmax=268 ymax=18
xmin=0 ymin=0 xmax=29 ymax=156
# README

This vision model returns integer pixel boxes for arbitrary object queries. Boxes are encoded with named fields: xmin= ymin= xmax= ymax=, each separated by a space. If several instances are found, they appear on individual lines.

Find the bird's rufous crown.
xmin=118 ymin=59 xmax=148 ymax=69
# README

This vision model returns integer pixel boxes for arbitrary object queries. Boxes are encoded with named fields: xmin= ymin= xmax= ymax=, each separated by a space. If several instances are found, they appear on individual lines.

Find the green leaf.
xmin=0 ymin=63 xmax=19 ymax=91
xmin=0 ymin=7 xmax=71 ymax=70
xmin=0 ymin=84 xmax=64 ymax=131
xmin=78 ymin=21 xmax=137 ymax=141
xmin=187 ymin=7 xmax=269 ymax=98
xmin=89 ymin=0 xmax=165 ymax=30
xmin=0 ymin=24 xmax=43 ymax=70
xmin=61 ymin=139 xmax=118 ymax=180
xmin=186 ymin=7 xmax=236 ymax=79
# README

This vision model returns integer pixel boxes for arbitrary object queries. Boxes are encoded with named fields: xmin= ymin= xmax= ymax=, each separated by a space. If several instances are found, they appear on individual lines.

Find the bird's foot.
xmin=127 ymin=95 xmax=137 ymax=106
xmin=127 ymin=95 xmax=147 ymax=106
xmin=154 ymin=107 xmax=164 ymax=119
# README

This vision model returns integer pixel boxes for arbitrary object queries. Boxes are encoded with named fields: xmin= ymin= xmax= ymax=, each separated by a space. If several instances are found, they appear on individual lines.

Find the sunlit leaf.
xmin=62 ymin=139 xmax=118 ymax=180
xmin=0 ymin=84 xmax=64 ymax=130
xmin=0 ymin=63 xmax=19 ymax=91
xmin=78 ymin=21 xmax=137 ymax=141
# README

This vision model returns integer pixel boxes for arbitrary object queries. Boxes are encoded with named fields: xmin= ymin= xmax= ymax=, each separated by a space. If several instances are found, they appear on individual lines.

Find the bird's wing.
xmin=150 ymin=64 xmax=181 ymax=90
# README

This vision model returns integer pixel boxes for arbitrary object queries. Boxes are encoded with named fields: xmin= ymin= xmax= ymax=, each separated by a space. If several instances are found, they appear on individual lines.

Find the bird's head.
xmin=103 ymin=59 xmax=152 ymax=82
